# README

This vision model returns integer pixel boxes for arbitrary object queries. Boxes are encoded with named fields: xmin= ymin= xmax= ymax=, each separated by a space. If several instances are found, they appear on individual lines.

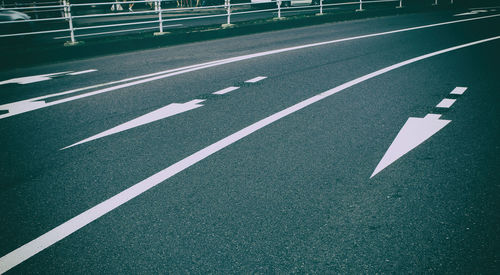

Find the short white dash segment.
xmin=245 ymin=76 xmax=267 ymax=83
xmin=450 ymin=87 xmax=467 ymax=95
xmin=68 ymin=69 xmax=98 ymax=76
xmin=213 ymin=86 xmax=240 ymax=95
xmin=436 ymin=98 xmax=456 ymax=108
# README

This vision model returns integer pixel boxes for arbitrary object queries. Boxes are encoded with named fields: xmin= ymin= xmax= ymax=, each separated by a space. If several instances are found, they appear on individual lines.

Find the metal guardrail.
xmin=0 ymin=0 xmax=453 ymax=45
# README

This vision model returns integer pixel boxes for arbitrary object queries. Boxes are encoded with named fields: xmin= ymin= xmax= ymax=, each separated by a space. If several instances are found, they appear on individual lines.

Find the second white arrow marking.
xmin=62 ymin=99 xmax=205 ymax=150
xmin=371 ymin=114 xmax=451 ymax=178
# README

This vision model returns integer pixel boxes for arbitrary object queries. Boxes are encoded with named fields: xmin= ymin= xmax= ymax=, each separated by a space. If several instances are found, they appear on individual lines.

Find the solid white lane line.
xmin=450 ymin=86 xmax=467 ymax=95
xmin=1 ymin=35 xmax=498 ymax=274
xmin=67 ymin=70 xmax=98 ymax=76
xmin=245 ymin=76 xmax=267 ymax=83
xmin=62 ymin=99 xmax=205 ymax=150
xmin=1 ymin=13 xmax=499 ymax=120
xmin=213 ymin=86 xmax=240 ymax=95
xmin=436 ymin=98 xmax=456 ymax=108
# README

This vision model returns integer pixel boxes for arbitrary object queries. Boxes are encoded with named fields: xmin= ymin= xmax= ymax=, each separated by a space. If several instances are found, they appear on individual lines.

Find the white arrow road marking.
xmin=0 ymin=72 xmax=71 ymax=85
xmin=454 ymin=10 xmax=488 ymax=16
xmin=370 ymin=114 xmax=451 ymax=178
xmin=0 ymin=70 xmax=97 ymax=85
xmin=1 ymin=33 xmax=498 ymax=275
xmin=0 ymin=100 xmax=47 ymax=116
xmin=62 ymin=99 xmax=205 ymax=150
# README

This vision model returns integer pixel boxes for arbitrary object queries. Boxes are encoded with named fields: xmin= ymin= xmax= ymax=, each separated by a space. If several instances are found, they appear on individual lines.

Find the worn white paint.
xmin=213 ymin=86 xmax=240 ymax=95
xmin=436 ymin=98 xmax=456 ymax=108
xmin=1 ymin=14 xmax=498 ymax=120
xmin=450 ymin=87 xmax=467 ymax=95
xmin=245 ymin=76 xmax=267 ymax=83
xmin=370 ymin=114 xmax=451 ymax=178
xmin=62 ymin=99 xmax=205 ymax=150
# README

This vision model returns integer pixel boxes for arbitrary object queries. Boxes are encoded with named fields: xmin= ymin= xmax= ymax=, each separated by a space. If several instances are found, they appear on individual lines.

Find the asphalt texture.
xmin=0 ymin=6 xmax=499 ymax=274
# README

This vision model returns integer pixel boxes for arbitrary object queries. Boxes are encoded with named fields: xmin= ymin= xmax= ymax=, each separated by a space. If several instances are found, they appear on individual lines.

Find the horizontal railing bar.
xmin=74 ymin=19 xmax=159 ymax=30
xmin=162 ymin=12 xmax=227 ymax=22
xmin=0 ymin=28 xmax=69 ymax=38
xmin=54 ymin=26 xmax=161 ymax=39
xmin=231 ymin=7 xmax=278 ymax=16
xmin=0 ymin=17 xmax=66 ymax=24
xmin=72 ymin=10 xmax=158 ymax=19
xmin=70 ymin=0 xmax=162 ymax=7
xmin=2 ymin=5 xmax=65 ymax=10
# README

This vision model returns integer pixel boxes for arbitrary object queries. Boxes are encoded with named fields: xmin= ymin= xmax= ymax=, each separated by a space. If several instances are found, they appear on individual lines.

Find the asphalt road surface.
xmin=1 ymin=7 xmax=499 ymax=273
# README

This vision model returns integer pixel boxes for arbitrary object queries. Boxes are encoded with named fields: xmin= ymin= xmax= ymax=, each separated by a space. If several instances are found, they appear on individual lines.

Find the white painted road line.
xmin=1 ymin=35 xmax=498 ymax=274
xmin=436 ymin=98 xmax=456 ymax=108
xmin=213 ymin=86 xmax=240 ymax=95
xmin=0 ymin=72 xmax=71 ymax=85
xmin=1 ymin=13 xmax=499 ymax=120
xmin=245 ymin=76 xmax=267 ymax=83
xmin=67 ymin=69 xmax=98 ymax=76
xmin=450 ymin=87 xmax=468 ymax=95
xmin=371 ymin=114 xmax=451 ymax=178
xmin=62 ymin=99 xmax=205 ymax=150
xmin=454 ymin=10 xmax=489 ymax=16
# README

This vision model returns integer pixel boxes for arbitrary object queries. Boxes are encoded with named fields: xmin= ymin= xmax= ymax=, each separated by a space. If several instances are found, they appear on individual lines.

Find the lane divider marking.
xmin=436 ymin=98 xmax=456 ymax=108
xmin=212 ymin=86 xmax=240 ymax=95
xmin=245 ymin=76 xmax=267 ymax=83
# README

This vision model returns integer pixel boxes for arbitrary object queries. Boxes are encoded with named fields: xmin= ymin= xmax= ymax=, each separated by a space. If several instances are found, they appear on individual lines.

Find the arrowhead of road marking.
xmin=61 ymin=99 xmax=205 ymax=150
xmin=370 ymin=114 xmax=451 ymax=179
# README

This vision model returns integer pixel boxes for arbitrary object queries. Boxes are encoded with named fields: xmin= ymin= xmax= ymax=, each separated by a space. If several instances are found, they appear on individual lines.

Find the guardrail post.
xmin=154 ymin=0 xmax=165 ymax=35
xmin=277 ymin=0 xmax=281 ymax=19
xmin=396 ymin=0 xmax=402 ymax=8
xmin=222 ymin=0 xmax=234 ymax=28
xmin=319 ymin=0 xmax=323 ymax=15
xmin=66 ymin=2 xmax=77 ymax=45
xmin=432 ymin=0 xmax=438 ymax=5
xmin=62 ymin=0 xmax=70 ymax=19
xmin=356 ymin=0 xmax=364 ymax=12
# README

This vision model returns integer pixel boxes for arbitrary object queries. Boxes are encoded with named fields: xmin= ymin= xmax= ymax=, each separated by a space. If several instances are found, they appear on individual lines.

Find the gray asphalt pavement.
xmin=0 ymin=7 xmax=499 ymax=273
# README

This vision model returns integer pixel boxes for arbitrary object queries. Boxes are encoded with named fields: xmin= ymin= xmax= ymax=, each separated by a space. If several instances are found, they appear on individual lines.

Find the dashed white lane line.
xmin=450 ymin=86 xmax=468 ymax=95
xmin=245 ymin=76 xmax=267 ymax=83
xmin=436 ymin=98 xmax=456 ymax=108
xmin=2 ymin=14 xmax=498 ymax=120
xmin=1 ymin=36 xmax=498 ymax=274
xmin=212 ymin=86 xmax=240 ymax=95
xmin=67 ymin=69 xmax=98 ymax=76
